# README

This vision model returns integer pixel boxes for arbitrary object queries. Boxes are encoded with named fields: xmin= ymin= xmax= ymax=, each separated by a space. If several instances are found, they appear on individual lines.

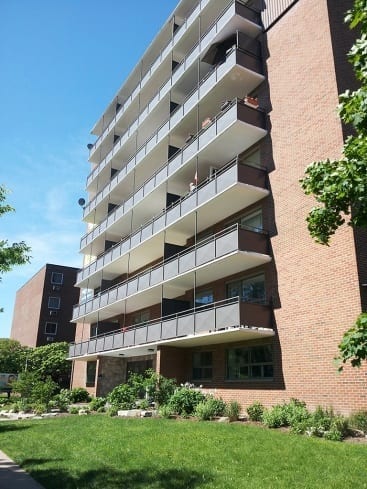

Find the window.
xmin=195 ymin=290 xmax=214 ymax=308
xmin=51 ymin=272 xmax=63 ymax=285
xmin=86 ymin=361 xmax=97 ymax=387
xmin=192 ymin=351 xmax=213 ymax=380
xmin=226 ymin=274 xmax=265 ymax=304
xmin=226 ymin=345 xmax=273 ymax=380
xmin=44 ymin=322 xmax=57 ymax=335
xmin=132 ymin=309 xmax=150 ymax=325
xmin=240 ymin=210 xmax=262 ymax=232
xmin=48 ymin=296 xmax=61 ymax=309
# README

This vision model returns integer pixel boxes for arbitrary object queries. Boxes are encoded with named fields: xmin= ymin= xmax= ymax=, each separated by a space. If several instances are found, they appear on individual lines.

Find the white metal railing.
xmin=74 ymin=224 xmax=244 ymax=321
xmin=77 ymin=159 xmax=267 ymax=285
xmin=86 ymin=0 xmax=261 ymax=187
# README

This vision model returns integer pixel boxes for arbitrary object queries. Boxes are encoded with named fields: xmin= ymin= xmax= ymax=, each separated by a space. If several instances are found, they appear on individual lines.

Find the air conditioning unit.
xmin=46 ymin=336 xmax=54 ymax=342
xmin=49 ymin=310 xmax=58 ymax=316
xmin=52 ymin=285 xmax=61 ymax=291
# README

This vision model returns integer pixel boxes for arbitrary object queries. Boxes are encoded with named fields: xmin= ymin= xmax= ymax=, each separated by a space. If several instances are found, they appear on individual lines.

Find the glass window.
xmin=226 ymin=345 xmax=273 ymax=380
xmin=48 ymin=296 xmax=61 ymax=309
xmin=240 ymin=211 xmax=262 ymax=232
xmin=195 ymin=290 xmax=214 ymax=308
xmin=51 ymin=272 xmax=64 ymax=285
xmin=44 ymin=322 xmax=57 ymax=335
xmin=192 ymin=351 xmax=213 ymax=380
xmin=226 ymin=274 xmax=265 ymax=304
xmin=132 ymin=309 xmax=150 ymax=325
xmin=86 ymin=361 xmax=97 ymax=387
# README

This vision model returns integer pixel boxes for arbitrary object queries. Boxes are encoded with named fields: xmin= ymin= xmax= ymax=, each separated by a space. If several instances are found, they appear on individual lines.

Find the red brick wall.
xmin=256 ymin=0 xmax=367 ymax=414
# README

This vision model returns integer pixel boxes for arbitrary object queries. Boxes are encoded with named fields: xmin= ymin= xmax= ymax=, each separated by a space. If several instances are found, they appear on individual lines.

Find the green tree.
xmin=0 ymin=185 xmax=31 ymax=311
xmin=300 ymin=0 xmax=367 ymax=245
xmin=26 ymin=342 xmax=71 ymax=385
xmin=0 ymin=338 xmax=29 ymax=373
xmin=300 ymin=0 xmax=367 ymax=370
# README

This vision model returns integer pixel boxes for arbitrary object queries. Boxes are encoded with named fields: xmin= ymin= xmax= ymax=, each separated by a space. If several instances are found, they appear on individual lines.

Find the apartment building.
xmin=69 ymin=0 xmax=367 ymax=413
xmin=11 ymin=264 xmax=79 ymax=347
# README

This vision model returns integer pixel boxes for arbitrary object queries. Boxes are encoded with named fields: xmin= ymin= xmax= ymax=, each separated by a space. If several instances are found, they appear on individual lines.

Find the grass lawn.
xmin=0 ymin=416 xmax=366 ymax=489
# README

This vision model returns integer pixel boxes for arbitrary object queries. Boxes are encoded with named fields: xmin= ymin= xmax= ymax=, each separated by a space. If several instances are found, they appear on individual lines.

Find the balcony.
xmin=88 ymin=0 xmax=262 ymax=162
xmin=84 ymin=43 xmax=264 ymax=221
xmin=68 ymin=297 xmax=274 ymax=360
xmin=73 ymin=224 xmax=271 ymax=323
xmin=76 ymin=160 xmax=269 ymax=288
xmin=80 ymin=98 xmax=267 ymax=254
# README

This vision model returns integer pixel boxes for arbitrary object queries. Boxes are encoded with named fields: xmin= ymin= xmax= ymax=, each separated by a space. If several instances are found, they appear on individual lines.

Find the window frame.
xmin=226 ymin=345 xmax=273 ymax=381
xmin=226 ymin=273 xmax=266 ymax=304
xmin=192 ymin=351 xmax=213 ymax=381
xmin=86 ymin=361 xmax=97 ymax=387
xmin=51 ymin=272 xmax=64 ymax=285
xmin=48 ymin=296 xmax=61 ymax=309
xmin=44 ymin=322 xmax=57 ymax=335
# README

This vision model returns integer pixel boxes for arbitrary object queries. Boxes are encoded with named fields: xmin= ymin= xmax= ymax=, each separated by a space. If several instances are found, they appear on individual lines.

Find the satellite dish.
xmin=87 ymin=143 xmax=94 ymax=150
xmin=78 ymin=198 xmax=86 ymax=207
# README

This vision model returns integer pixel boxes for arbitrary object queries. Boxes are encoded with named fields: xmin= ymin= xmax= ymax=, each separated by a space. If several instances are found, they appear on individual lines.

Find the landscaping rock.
xmin=117 ymin=409 xmax=141 ymax=418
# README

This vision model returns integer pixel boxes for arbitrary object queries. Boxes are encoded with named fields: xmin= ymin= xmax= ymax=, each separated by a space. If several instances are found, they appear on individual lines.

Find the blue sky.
xmin=0 ymin=0 xmax=178 ymax=338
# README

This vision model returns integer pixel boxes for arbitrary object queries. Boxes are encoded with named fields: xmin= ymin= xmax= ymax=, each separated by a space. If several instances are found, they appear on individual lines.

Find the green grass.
xmin=0 ymin=416 xmax=366 ymax=489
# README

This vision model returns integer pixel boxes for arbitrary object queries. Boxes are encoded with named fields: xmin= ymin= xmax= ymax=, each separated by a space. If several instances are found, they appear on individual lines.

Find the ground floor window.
xmin=226 ymin=345 xmax=273 ymax=380
xmin=86 ymin=361 xmax=97 ymax=387
xmin=126 ymin=359 xmax=153 ymax=381
xmin=192 ymin=351 xmax=213 ymax=380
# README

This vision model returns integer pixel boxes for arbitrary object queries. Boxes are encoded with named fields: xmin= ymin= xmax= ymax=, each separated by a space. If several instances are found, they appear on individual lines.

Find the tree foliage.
xmin=300 ymin=0 xmax=367 ymax=245
xmin=337 ymin=313 xmax=367 ymax=371
xmin=0 ymin=185 xmax=31 ymax=311
xmin=0 ymin=338 xmax=29 ymax=373
xmin=26 ymin=342 xmax=71 ymax=383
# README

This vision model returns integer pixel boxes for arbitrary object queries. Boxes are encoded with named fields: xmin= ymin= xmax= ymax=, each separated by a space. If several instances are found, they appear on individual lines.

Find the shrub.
xmin=106 ymin=406 xmax=118 ymax=417
xmin=158 ymin=404 xmax=175 ymax=418
xmin=69 ymin=388 xmax=91 ymax=403
xmin=226 ymin=401 xmax=241 ymax=421
xmin=32 ymin=403 xmax=47 ymax=415
xmin=107 ymin=383 xmax=136 ymax=409
xmin=247 ymin=401 xmax=264 ymax=422
xmin=68 ymin=406 xmax=79 ymax=415
xmin=89 ymin=397 xmax=107 ymax=412
xmin=167 ymin=388 xmax=205 ymax=416
xmin=349 ymin=411 xmax=367 ymax=433
xmin=262 ymin=405 xmax=288 ymax=428
xmin=283 ymin=399 xmax=310 ymax=427
xmin=50 ymin=389 xmax=70 ymax=412
xmin=12 ymin=372 xmax=57 ymax=407
xmin=194 ymin=397 xmax=226 ymax=421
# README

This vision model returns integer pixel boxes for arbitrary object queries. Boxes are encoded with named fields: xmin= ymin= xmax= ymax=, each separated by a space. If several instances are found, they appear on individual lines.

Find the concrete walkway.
xmin=0 ymin=450 xmax=45 ymax=489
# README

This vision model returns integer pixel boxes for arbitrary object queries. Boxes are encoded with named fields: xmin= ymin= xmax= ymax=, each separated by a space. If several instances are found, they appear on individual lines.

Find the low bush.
xmin=194 ymin=396 xmax=226 ymax=421
xmin=89 ymin=397 xmax=106 ymax=412
xmin=247 ymin=401 xmax=265 ymax=422
xmin=262 ymin=405 xmax=288 ymax=428
xmin=167 ymin=388 xmax=205 ymax=416
xmin=349 ymin=410 xmax=367 ymax=433
xmin=69 ymin=388 xmax=91 ymax=403
xmin=107 ymin=383 xmax=136 ymax=409
xmin=226 ymin=401 xmax=241 ymax=421
xmin=68 ymin=406 xmax=79 ymax=415
xmin=158 ymin=404 xmax=175 ymax=418
xmin=106 ymin=406 xmax=118 ymax=417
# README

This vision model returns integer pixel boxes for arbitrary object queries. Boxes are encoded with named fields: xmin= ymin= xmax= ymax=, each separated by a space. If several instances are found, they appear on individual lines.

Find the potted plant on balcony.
xmin=244 ymin=95 xmax=259 ymax=109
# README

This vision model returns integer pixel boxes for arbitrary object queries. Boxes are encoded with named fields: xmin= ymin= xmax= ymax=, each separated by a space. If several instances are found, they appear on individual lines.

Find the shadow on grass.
xmin=23 ymin=465 xmax=213 ymax=489
xmin=0 ymin=423 xmax=32 ymax=433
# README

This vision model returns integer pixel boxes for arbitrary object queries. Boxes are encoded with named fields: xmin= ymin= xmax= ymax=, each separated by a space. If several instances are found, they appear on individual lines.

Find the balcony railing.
xmin=68 ymin=297 xmax=273 ymax=358
xmin=87 ymin=0 xmax=262 ymax=184
xmin=73 ymin=223 xmax=270 ymax=321
xmin=84 ymin=45 xmax=263 ymax=220
xmin=81 ymin=98 xmax=266 ymax=250
xmin=76 ymin=159 xmax=268 ymax=285
xmin=89 ymin=0 xmax=261 ymax=159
